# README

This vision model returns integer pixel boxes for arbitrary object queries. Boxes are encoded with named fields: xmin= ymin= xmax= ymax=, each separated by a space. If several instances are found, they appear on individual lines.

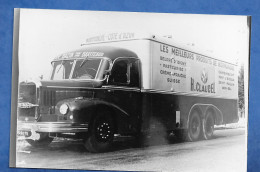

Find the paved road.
xmin=16 ymin=128 xmax=246 ymax=172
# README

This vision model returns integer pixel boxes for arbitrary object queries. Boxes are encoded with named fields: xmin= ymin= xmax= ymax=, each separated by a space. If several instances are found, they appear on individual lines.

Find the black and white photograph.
xmin=11 ymin=9 xmax=250 ymax=172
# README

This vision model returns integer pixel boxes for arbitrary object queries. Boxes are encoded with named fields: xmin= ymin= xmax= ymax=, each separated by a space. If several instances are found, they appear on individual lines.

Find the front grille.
xmin=38 ymin=88 xmax=56 ymax=115
xmin=41 ymin=88 xmax=56 ymax=106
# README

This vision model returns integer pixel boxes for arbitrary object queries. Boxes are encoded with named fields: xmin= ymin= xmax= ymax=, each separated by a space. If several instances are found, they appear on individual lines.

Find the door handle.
xmin=108 ymin=90 xmax=114 ymax=93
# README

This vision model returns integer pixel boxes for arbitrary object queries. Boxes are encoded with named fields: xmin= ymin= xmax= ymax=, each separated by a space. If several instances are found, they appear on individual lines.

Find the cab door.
xmin=104 ymin=58 xmax=142 ymax=133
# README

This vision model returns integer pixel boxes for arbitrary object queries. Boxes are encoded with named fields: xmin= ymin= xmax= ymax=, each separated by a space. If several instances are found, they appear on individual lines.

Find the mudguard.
xmin=55 ymin=97 xmax=131 ymax=134
xmin=187 ymin=103 xmax=224 ymax=127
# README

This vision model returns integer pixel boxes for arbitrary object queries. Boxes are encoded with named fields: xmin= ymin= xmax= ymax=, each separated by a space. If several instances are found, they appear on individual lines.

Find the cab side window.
xmin=110 ymin=59 xmax=128 ymax=84
xmin=108 ymin=58 xmax=140 ymax=87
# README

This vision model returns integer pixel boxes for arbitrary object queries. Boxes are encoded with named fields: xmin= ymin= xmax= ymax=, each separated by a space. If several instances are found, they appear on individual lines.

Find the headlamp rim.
xmin=60 ymin=103 xmax=69 ymax=115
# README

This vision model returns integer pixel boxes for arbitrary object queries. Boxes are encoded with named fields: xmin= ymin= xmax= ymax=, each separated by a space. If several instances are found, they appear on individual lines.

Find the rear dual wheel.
xmin=187 ymin=110 xmax=215 ymax=141
xmin=187 ymin=110 xmax=202 ymax=141
xmin=202 ymin=111 xmax=215 ymax=140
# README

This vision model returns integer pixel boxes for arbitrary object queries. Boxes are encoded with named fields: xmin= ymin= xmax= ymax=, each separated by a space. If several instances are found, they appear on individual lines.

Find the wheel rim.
xmin=95 ymin=120 xmax=113 ymax=142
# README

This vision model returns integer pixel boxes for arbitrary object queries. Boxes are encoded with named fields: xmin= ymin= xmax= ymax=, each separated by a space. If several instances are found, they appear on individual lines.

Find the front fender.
xmin=56 ymin=97 xmax=131 ymax=133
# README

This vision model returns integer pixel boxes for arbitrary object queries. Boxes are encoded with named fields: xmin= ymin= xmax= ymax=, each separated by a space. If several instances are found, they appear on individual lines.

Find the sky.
xmin=18 ymin=9 xmax=250 ymax=82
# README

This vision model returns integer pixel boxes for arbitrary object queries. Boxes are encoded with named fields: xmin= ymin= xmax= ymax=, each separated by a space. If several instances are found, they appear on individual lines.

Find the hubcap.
xmin=96 ymin=122 xmax=112 ymax=142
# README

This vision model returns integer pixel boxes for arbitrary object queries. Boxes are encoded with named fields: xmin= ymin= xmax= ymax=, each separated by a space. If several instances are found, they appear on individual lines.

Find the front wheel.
xmin=84 ymin=112 xmax=115 ymax=153
xmin=26 ymin=133 xmax=53 ymax=147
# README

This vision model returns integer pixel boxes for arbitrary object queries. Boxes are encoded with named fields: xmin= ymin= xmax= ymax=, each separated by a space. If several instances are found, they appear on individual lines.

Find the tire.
xmin=26 ymin=132 xmax=53 ymax=147
xmin=187 ymin=110 xmax=202 ymax=141
xmin=202 ymin=111 xmax=215 ymax=140
xmin=84 ymin=112 xmax=115 ymax=153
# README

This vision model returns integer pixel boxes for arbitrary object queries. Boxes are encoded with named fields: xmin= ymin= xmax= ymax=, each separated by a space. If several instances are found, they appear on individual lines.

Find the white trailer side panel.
xmin=150 ymin=41 xmax=238 ymax=99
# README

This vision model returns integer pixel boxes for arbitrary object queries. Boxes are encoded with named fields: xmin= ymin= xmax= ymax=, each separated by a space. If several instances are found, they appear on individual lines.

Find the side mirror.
xmin=102 ymin=70 xmax=111 ymax=84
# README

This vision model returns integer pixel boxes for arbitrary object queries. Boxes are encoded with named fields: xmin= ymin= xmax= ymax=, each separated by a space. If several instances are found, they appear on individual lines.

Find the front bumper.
xmin=17 ymin=121 xmax=88 ymax=133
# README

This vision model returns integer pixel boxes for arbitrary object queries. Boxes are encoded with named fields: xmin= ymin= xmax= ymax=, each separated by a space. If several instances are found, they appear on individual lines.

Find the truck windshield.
xmin=51 ymin=58 xmax=109 ymax=80
xmin=51 ymin=60 xmax=74 ymax=80
xmin=72 ymin=59 xmax=101 ymax=79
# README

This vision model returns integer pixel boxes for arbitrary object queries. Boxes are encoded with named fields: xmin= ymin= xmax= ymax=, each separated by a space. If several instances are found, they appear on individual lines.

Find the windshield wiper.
xmin=79 ymin=57 xmax=89 ymax=69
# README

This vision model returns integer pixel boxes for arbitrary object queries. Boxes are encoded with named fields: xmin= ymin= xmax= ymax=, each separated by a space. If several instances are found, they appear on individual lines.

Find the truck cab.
xmin=18 ymin=46 xmax=142 ymax=152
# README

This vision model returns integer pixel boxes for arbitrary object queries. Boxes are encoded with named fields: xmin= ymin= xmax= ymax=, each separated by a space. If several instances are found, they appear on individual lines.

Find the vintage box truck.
xmin=17 ymin=33 xmax=238 ymax=152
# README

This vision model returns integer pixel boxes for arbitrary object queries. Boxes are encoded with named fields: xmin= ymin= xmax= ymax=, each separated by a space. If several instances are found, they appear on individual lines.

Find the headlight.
xmin=60 ymin=104 xmax=69 ymax=115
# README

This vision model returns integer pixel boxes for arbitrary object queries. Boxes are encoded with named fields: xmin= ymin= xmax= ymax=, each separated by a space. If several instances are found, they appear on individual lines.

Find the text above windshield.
xmin=54 ymin=51 xmax=104 ymax=60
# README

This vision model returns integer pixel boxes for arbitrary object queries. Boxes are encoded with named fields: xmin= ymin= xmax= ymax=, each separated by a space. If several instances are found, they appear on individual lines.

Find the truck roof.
xmin=53 ymin=46 xmax=138 ymax=62
xmin=53 ymin=33 xmax=236 ymax=66
xmin=81 ymin=33 xmax=237 ymax=66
